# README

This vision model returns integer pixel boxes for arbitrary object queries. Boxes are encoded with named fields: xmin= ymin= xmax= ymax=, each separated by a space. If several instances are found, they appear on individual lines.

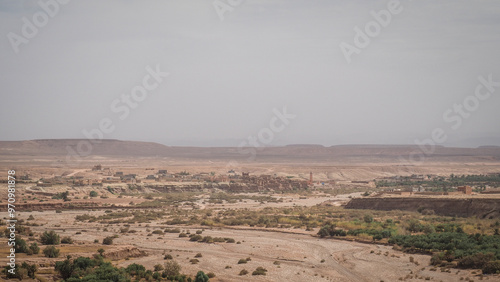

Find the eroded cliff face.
xmin=345 ymin=198 xmax=500 ymax=218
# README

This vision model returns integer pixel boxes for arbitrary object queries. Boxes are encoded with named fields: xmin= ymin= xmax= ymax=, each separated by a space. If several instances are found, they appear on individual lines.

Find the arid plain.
xmin=1 ymin=140 xmax=500 ymax=281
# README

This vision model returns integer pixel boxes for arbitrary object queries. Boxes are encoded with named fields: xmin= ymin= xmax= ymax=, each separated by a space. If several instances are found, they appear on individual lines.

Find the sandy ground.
xmin=1 ymin=154 xmax=500 ymax=281
xmin=5 ymin=209 xmax=494 ymax=282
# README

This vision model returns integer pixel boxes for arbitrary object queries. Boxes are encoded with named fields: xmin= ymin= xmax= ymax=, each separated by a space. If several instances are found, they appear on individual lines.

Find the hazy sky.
xmin=1 ymin=0 xmax=500 ymax=147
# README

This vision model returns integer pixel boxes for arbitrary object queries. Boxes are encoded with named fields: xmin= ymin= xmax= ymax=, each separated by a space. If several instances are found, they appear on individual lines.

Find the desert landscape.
xmin=1 ymin=140 xmax=500 ymax=281
xmin=3 ymin=0 xmax=500 ymax=280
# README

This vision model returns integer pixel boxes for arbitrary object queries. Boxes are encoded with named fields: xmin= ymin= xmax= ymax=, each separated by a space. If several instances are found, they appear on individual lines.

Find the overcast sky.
xmin=1 ymin=0 xmax=499 ymax=147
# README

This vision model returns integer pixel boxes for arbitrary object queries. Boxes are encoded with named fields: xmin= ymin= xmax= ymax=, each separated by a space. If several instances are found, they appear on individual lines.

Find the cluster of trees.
xmin=375 ymin=173 xmax=500 ymax=190
xmin=347 ymin=228 xmax=392 ymax=240
xmin=317 ymin=215 xmax=500 ymax=273
xmin=317 ymin=224 xmax=347 ymax=238
xmin=13 ymin=237 xmax=40 ymax=255
xmin=318 ymin=224 xmax=393 ymax=241
xmin=389 ymin=232 xmax=500 ymax=259
xmin=188 ymin=234 xmax=235 ymax=244
xmin=389 ymin=232 xmax=500 ymax=273
xmin=14 ymin=231 xmax=66 ymax=258
xmin=54 ymin=255 xmax=212 ymax=281
xmin=432 ymin=252 xmax=500 ymax=274
xmin=56 ymin=256 xmax=131 ymax=281
xmin=3 ymin=263 xmax=37 ymax=280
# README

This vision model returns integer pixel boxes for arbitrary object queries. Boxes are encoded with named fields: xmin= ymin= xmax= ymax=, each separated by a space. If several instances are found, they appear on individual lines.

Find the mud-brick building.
xmin=457 ymin=185 xmax=473 ymax=195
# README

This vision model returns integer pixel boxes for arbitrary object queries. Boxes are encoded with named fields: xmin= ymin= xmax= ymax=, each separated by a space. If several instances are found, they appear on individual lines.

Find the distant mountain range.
xmin=1 ymin=139 xmax=500 ymax=163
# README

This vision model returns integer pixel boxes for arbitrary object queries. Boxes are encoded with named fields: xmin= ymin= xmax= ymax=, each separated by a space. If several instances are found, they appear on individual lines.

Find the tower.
xmin=309 ymin=172 xmax=313 ymax=185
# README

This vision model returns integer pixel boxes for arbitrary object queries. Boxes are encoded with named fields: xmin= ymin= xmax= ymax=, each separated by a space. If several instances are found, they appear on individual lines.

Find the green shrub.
xmin=41 ymin=231 xmax=60 ymax=245
xmin=194 ymin=271 xmax=209 ymax=282
xmin=29 ymin=242 xmax=40 ymax=254
xmin=163 ymin=260 xmax=181 ymax=277
xmin=61 ymin=236 xmax=74 ymax=244
xmin=102 ymin=236 xmax=114 ymax=245
xmin=458 ymin=253 xmax=494 ymax=269
xmin=190 ymin=234 xmax=203 ymax=241
xmin=5 ymin=263 xmax=36 ymax=280
xmin=125 ymin=263 xmax=146 ymax=275
xmin=239 ymin=269 xmax=248 ymax=275
xmin=14 ymin=237 xmax=28 ymax=253
xmin=252 ymin=267 xmax=267 ymax=276
xmin=43 ymin=246 xmax=60 ymax=258
xmin=55 ymin=258 xmax=74 ymax=279
xmin=165 ymin=228 xmax=181 ymax=233
xmin=482 ymin=260 xmax=500 ymax=274
xmin=363 ymin=214 xmax=374 ymax=223
xmin=201 ymin=236 xmax=213 ymax=243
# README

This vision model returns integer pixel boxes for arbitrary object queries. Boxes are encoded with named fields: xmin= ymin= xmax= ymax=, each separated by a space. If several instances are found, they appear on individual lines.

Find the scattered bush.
xmin=190 ymin=234 xmax=203 ymax=242
xmin=154 ymin=264 xmax=164 ymax=271
xmin=252 ymin=267 xmax=267 ymax=276
xmin=125 ymin=263 xmax=146 ymax=275
xmin=14 ymin=237 xmax=28 ymax=253
xmin=102 ymin=236 xmax=114 ymax=245
xmin=61 ymin=236 xmax=74 ymax=244
xmin=29 ymin=242 xmax=40 ymax=254
xmin=207 ymin=272 xmax=215 ymax=278
xmin=317 ymin=225 xmax=347 ymax=237
xmin=163 ymin=260 xmax=181 ymax=277
xmin=43 ymin=246 xmax=60 ymax=258
xmin=482 ymin=260 xmax=500 ymax=274
xmin=194 ymin=270 xmax=209 ymax=282
xmin=458 ymin=253 xmax=495 ymax=269
xmin=165 ymin=228 xmax=181 ymax=233
xmin=5 ymin=263 xmax=37 ymax=280
xmin=41 ymin=231 xmax=60 ymax=245
xmin=363 ymin=214 xmax=374 ymax=223
xmin=239 ymin=269 xmax=249 ymax=275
